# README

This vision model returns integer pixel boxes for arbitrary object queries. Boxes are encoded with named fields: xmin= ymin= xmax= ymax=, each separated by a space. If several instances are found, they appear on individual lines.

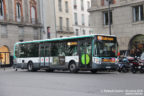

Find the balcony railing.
xmin=0 ymin=14 xmax=8 ymax=22
xmin=31 ymin=18 xmax=38 ymax=24
xmin=16 ymin=16 xmax=24 ymax=23
xmin=0 ymin=16 xmax=4 ymax=20
xmin=56 ymin=26 xmax=74 ymax=34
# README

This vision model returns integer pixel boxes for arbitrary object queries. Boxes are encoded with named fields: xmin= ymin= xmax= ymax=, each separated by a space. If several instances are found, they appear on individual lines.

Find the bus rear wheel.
xmin=27 ymin=62 xmax=34 ymax=72
xmin=69 ymin=63 xmax=78 ymax=73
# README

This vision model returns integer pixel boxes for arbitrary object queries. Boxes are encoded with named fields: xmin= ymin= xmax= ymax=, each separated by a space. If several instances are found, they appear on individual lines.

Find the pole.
xmin=107 ymin=0 xmax=112 ymax=35
xmin=53 ymin=0 xmax=57 ymax=38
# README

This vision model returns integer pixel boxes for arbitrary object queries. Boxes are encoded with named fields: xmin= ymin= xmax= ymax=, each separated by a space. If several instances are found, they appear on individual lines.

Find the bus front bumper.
xmin=92 ymin=63 xmax=118 ymax=71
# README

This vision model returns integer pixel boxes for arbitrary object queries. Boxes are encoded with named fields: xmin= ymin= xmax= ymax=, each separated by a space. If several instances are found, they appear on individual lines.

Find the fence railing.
xmin=56 ymin=26 xmax=74 ymax=34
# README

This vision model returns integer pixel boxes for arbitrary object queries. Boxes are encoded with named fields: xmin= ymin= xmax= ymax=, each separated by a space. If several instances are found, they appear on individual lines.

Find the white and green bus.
xmin=13 ymin=34 xmax=118 ymax=73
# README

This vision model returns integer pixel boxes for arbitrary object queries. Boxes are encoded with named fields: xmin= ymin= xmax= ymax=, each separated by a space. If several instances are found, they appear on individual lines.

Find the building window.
xmin=31 ymin=7 xmax=36 ymax=24
xmin=74 ymin=13 xmax=78 ymax=25
xmin=88 ymin=15 xmax=90 ymax=26
xmin=76 ymin=29 xmax=79 ymax=36
xmin=59 ymin=17 xmax=63 ymax=30
xmin=47 ymin=27 xmax=50 ymax=39
xmin=15 ymin=0 xmax=23 ymax=22
xmin=30 ymin=0 xmax=37 ymax=24
xmin=81 ymin=0 xmax=84 ymax=11
xmin=65 ymin=1 xmax=68 ymax=13
xmin=82 ymin=14 xmax=85 ymax=25
xmin=103 ymin=11 xmax=113 ymax=25
xmin=83 ymin=30 xmax=85 ymax=35
xmin=87 ymin=1 xmax=90 ymax=9
xmin=74 ymin=0 xmax=77 ymax=9
xmin=58 ymin=0 xmax=62 ymax=12
xmin=0 ymin=0 xmax=4 ymax=19
xmin=16 ymin=3 xmax=21 ymax=22
xmin=66 ymin=18 xmax=69 ymax=31
xmin=133 ymin=5 xmax=144 ymax=22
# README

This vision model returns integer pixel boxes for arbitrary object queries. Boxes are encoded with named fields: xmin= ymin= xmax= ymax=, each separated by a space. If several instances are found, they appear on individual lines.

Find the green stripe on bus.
xmin=81 ymin=54 xmax=90 ymax=65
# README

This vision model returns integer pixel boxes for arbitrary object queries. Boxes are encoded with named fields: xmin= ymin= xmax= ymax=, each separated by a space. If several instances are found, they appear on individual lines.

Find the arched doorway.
xmin=0 ymin=45 xmax=10 ymax=66
xmin=129 ymin=34 xmax=144 ymax=56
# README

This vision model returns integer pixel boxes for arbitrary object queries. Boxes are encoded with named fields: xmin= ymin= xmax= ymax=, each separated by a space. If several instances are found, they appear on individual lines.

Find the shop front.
xmin=0 ymin=46 xmax=10 ymax=67
xmin=129 ymin=34 xmax=144 ymax=57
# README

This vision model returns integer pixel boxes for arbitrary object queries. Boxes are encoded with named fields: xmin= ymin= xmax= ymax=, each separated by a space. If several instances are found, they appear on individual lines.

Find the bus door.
xmin=44 ymin=44 xmax=51 ymax=67
xmin=79 ymin=39 xmax=92 ymax=68
xmin=39 ymin=44 xmax=50 ymax=67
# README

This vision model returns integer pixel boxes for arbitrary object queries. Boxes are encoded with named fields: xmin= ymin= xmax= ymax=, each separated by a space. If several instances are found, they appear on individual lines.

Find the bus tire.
xmin=91 ymin=70 xmax=97 ymax=74
xmin=69 ymin=62 xmax=78 ymax=73
xmin=27 ymin=62 xmax=34 ymax=72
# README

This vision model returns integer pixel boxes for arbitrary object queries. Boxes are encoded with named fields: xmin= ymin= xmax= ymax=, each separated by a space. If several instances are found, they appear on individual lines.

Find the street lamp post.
xmin=107 ymin=0 xmax=112 ymax=35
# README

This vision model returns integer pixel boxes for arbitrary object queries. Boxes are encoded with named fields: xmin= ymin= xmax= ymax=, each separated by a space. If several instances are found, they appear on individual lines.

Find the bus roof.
xmin=16 ymin=34 xmax=116 ymax=45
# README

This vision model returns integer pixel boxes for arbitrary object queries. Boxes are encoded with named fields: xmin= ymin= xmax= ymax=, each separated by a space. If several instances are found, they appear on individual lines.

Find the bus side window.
xmin=15 ymin=45 xmax=19 ymax=57
xmin=19 ymin=44 xmax=28 ymax=58
xmin=40 ymin=46 xmax=45 ymax=57
xmin=73 ymin=46 xmax=78 ymax=56
xmin=58 ymin=42 xmax=66 ymax=56
xmin=51 ymin=43 xmax=58 ymax=56
xmin=45 ymin=45 xmax=51 ymax=57
xmin=65 ymin=42 xmax=78 ymax=56
xmin=29 ymin=44 xmax=39 ymax=57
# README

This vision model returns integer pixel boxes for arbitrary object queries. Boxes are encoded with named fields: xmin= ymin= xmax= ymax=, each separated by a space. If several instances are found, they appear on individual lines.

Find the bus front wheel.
xmin=69 ymin=63 xmax=78 ymax=73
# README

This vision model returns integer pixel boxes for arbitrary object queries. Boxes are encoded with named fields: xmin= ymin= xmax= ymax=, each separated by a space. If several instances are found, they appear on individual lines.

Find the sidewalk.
xmin=0 ymin=67 xmax=14 ymax=72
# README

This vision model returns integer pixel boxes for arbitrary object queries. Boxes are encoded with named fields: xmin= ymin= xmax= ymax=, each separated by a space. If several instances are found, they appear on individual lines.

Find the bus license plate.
xmin=106 ymin=66 xmax=111 ymax=69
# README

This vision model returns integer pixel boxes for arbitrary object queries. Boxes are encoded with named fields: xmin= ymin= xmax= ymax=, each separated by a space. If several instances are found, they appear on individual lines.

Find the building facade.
xmin=72 ymin=0 xmax=92 ymax=36
xmin=41 ymin=0 xmax=74 ymax=39
xmin=0 ymin=0 xmax=42 ymax=55
xmin=89 ymin=0 xmax=144 ymax=54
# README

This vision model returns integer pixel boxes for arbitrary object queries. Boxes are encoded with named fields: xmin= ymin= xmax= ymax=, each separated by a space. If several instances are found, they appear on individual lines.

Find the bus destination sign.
xmin=97 ymin=36 xmax=114 ymax=41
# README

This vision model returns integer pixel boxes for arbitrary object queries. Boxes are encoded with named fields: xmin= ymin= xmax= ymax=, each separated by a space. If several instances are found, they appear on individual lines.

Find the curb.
xmin=0 ymin=67 xmax=14 ymax=72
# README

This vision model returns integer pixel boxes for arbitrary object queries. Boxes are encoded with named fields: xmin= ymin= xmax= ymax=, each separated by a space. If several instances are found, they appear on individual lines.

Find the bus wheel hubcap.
xmin=70 ymin=64 xmax=75 ymax=71
xmin=28 ymin=64 xmax=32 ymax=71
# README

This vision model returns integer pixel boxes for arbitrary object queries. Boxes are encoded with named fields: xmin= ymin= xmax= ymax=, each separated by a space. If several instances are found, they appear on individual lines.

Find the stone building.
xmin=72 ymin=0 xmax=93 ymax=36
xmin=0 ymin=0 xmax=42 ymax=55
xmin=89 ymin=0 xmax=144 ymax=54
xmin=41 ymin=0 xmax=74 ymax=39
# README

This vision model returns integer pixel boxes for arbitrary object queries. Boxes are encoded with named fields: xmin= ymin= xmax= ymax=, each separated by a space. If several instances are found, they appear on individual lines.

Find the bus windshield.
xmin=94 ymin=40 xmax=117 ymax=57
